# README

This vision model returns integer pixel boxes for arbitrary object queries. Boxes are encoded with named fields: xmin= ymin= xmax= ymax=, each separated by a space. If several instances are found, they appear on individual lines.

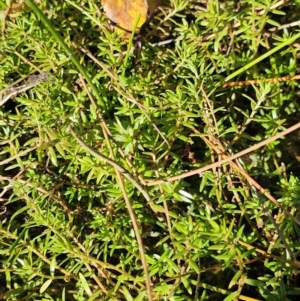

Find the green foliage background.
xmin=1 ymin=0 xmax=300 ymax=300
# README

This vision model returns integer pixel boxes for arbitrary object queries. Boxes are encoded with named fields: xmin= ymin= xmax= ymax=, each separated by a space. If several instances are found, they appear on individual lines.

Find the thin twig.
xmin=238 ymin=239 xmax=300 ymax=268
xmin=70 ymin=126 xmax=153 ymax=299
xmin=147 ymin=121 xmax=300 ymax=186
xmin=77 ymin=73 xmax=146 ymax=185
xmin=222 ymin=74 xmax=300 ymax=88
xmin=200 ymin=86 xmax=295 ymax=254
xmin=197 ymin=133 xmax=300 ymax=228
xmin=0 ymin=175 xmax=72 ymax=220
xmin=0 ymin=146 xmax=38 ymax=166
xmin=77 ymin=74 xmax=152 ymax=299
xmin=78 ymin=46 xmax=170 ymax=146
xmin=253 ymin=187 xmax=294 ymax=258
xmin=69 ymin=127 xmax=150 ymax=202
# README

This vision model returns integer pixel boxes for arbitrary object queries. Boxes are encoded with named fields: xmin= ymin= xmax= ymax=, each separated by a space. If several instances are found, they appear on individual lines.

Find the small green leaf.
xmin=181 ymin=275 xmax=192 ymax=294
xmin=40 ymin=279 xmax=52 ymax=293
xmin=61 ymin=86 xmax=73 ymax=94
xmin=88 ymin=289 xmax=103 ymax=301
xmin=224 ymin=291 xmax=240 ymax=301
xmin=79 ymin=273 xmax=92 ymax=296
xmin=166 ymin=258 xmax=180 ymax=273
xmin=208 ymin=219 xmax=220 ymax=231
xmin=121 ymin=286 xmax=133 ymax=301
xmin=133 ymin=291 xmax=146 ymax=301
xmin=50 ymin=257 xmax=56 ymax=277
xmin=189 ymin=259 xmax=200 ymax=273
xmin=228 ymin=270 xmax=242 ymax=289
xmin=48 ymin=146 xmax=58 ymax=166
xmin=244 ymin=278 xmax=265 ymax=287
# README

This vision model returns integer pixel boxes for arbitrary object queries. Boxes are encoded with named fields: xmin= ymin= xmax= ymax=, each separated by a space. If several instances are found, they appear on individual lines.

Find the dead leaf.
xmin=102 ymin=0 xmax=160 ymax=32
xmin=147 ymin=0 xmax=161 ymax=15
xmin=0 ymin=2 xmax=25 ymax=33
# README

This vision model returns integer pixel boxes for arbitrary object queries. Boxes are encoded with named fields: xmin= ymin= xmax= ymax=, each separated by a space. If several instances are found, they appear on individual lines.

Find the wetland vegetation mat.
xmin=1 ymin=0 xmax=300 ymax=300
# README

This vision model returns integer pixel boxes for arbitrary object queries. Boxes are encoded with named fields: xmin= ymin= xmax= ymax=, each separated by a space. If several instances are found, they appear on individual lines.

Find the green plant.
xmin=1 ymin=0 xmax=300 ymax=300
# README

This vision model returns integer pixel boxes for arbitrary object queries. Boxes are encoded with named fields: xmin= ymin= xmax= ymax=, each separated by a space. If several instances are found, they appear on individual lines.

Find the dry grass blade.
xmin=0 ymin=72 xmax=50 ymax=106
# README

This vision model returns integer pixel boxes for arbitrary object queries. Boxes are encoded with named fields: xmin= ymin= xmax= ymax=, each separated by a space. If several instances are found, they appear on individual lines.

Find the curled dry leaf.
xmin=102 ymin=0 xmax=160 ymax=32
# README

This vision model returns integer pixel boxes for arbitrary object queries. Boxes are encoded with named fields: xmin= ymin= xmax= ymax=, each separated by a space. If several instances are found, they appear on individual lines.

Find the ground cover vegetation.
xmin=1 ymin=0 xmax=300 ymax=300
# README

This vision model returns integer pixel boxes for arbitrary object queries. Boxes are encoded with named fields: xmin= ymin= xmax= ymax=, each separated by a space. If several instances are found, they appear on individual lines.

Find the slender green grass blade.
xmin=24 ymin=0 xmax=105 ymax=107
xmin=225 ymin=31 xmax=300 ymax=82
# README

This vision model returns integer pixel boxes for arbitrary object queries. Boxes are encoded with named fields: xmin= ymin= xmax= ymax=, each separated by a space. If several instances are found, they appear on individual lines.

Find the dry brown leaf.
xmin=102 ymin=0 xmax=160 ymax=32
xmin=147 ymin=0 xmax=160 ymax=15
